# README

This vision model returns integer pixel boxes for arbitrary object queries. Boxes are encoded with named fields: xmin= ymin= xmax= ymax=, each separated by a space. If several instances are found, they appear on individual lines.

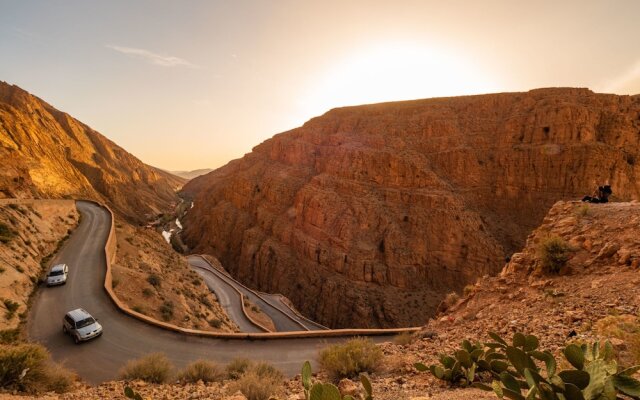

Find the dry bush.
xmin=226 ymin=358 xmax=252 ymax=380
xmin=0 ymin=343 xmax=75 ymax=393
xmin=177 ymin=359 xmax=225 ymax=383
xmin=318 ymin=337 xmax=383 ymax=380
xmin=393 ymin=331 xmax=415 ymax=346
xmin=249 ymin=361 xmax=283 ymax=381
xmin=595 ymin=315 xmax=640 ymax=367
xmin=537 ymin=236 xmax=572 ymax=274
xmin=119 ymin=353 xmax=173 ymax=383
xmin=228 ymin=370 xmax=282 ymax=400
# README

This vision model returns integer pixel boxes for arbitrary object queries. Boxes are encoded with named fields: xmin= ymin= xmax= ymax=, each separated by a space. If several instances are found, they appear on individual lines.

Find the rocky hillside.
xmin=0 ymin=200 xmax=78 ymax=331
xmin=0 ymin=81 xmax=184 ymax=222
xmin=182 ymin=88 xmax=640 ymax=328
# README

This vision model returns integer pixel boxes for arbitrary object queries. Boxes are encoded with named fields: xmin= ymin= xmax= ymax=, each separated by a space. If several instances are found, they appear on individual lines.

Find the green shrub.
xmin=3 ymin=299 xmax=20 ymax=320
xmin=538 ymin=236 xmax=572 ymax=274
xmin=226 ymin=358 xmax=252 ymax=380
xmin=119 ymin=353 xmax=173 ymax=383
xmin=177 ymin=359 xmax=225 ymax=383
xmin=208 ymin=318 xmax=222 ymax=328
xmin=318 ymin=337 xmax=383 ymax=380
xmin=228 ymin=370 xmax=282 ymax=400
xmin=160 ymin=301 xmax=174 ymax=321
xmin=0 ymin=343 xmax=74 ymax=393
xmin=0 ymin=222 xmax=16 ymax=243
xmin=147 ymin=273 xmax=161 ymax=287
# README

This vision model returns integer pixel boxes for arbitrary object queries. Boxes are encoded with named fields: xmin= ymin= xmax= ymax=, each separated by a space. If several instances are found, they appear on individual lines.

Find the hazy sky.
xmin=1 ymin=1 xmax=639 ymax=170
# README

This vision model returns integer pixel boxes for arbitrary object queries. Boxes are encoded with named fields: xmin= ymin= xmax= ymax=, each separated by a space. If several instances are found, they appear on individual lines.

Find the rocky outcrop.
xmin=182 ymin=88 xmax=640 ymax=328
xmin=0 ymin=81 xmax=184 ymax=222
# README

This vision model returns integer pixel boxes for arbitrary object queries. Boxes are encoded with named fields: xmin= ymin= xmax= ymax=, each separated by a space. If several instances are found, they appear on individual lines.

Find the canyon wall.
xmin=182 ymin=88 xmax=640 ymax=328
xmin=0 ymin=81 xmax=184 ymax=222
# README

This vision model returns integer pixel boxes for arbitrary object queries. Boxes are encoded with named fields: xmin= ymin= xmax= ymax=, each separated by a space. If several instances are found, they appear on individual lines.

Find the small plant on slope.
xmin=302 ymin=360 xmax=373 ymax=400
xmin=537 ymin=236 xmax=573 ymax=274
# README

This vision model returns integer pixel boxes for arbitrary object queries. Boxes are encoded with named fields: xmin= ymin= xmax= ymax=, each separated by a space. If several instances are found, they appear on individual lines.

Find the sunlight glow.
xmin=297 ymin=42 xmax=500 ymax=122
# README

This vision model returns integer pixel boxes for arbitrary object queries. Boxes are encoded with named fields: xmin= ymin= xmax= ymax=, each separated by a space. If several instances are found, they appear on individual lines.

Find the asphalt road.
xmin=191 ymin=263 xmax=265 ymax=333
xmin=188 ymin=255 xmax=327 ymax=332
xmin=28 ymin=201 xmax=388 ymax=385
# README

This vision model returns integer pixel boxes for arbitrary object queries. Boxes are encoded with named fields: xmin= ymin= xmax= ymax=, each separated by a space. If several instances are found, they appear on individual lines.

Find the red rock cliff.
xmin=182 ymin=88 xmax=640 ymax=328
xmin=0 ymin=81 xmax=184 ymax=221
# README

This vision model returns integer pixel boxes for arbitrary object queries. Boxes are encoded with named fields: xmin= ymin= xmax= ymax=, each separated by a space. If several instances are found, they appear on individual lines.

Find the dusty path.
xmin=27 ymin=201 xmax=390 ymax=385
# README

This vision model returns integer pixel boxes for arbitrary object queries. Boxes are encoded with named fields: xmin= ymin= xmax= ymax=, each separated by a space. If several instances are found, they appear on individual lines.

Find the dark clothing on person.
xmin=582 ymin=185 xmax=612 ymax=203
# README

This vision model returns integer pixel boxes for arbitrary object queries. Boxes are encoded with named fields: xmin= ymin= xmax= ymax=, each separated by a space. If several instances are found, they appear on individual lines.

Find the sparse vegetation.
xmin=463 ymin=284 xmax=476 ymax=296
xmin=575 ymin=204 xmax=591 ymax=218
xmin=208 ymin=318 xmax=223 ymax=328
xmin=3 ymin=299 xmax=20 ymax=320
xmin=228 ymin=370 xmax=282 ymax=400
xmin=537 ymin=235 xmax=572 ymax=274
xmin=251 ymin=361 xmax=284 ymax=382
xmin=0 ymin=329 xmax=20 ymax=344
xmin=132 ymin=305 xmax=146 ymax=315
xmin=147 ymin=273 xmax=161 ymax=288
xmin=177 ymin=359 xmax=225 ymax=383
xmin=595 ymin=314 xmax=640 ymax=367
xmin=318 ymin=337 xmax=383 ymax=380
xmin=439 ymin=291 xmax=460 ymax=312
xmin=393 ymin=331 xmax=415 ymax=346
xmin=160 ymin=300 xmax=174 ymax=321
xmin=119 ymin=353 xmax=173 ymax=383
xmin=142 ymin=288 xmax=154 ymax=297
xmin=0 ymin=343 xmax=75 ymax=394
xmin=226 ymin=358 xmax=252 ymax=380
xmin=0 ymin=222 xmax=16 ymax=243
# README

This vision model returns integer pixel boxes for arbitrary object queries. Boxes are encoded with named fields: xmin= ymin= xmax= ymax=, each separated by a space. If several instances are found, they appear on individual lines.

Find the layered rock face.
xmin=182 ymin=88 xmax=640 ymax=328
xmin=0 ymin=81 xmax=184 ymax=222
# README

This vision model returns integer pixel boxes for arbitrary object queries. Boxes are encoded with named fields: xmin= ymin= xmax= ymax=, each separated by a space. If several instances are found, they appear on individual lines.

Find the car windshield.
xmin=49 ymin=270 xmax=64 ymax=276
xmin=75 ymin=317 xmax=96 ymax=328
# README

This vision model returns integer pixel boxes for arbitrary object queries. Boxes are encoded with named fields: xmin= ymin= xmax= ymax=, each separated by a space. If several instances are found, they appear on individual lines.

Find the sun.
xmin=298 ymin=41 xmax=500 ymax=120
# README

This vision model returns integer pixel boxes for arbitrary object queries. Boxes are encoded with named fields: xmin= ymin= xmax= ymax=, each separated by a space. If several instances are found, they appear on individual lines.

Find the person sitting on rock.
xmin=582 ymin=184 xmax=612 ymax=203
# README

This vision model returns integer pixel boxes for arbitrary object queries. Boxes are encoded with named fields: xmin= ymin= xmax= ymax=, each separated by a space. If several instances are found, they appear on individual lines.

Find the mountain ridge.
xmin=182 ymin=87 xmax=640 ymax=328
xmin=0 ymin=81 xmax=185 ymax=222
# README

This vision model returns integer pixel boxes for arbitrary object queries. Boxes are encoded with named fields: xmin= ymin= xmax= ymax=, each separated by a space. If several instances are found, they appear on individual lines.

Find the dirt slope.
xmin=182 ymin=88 xmax=640 ymax=328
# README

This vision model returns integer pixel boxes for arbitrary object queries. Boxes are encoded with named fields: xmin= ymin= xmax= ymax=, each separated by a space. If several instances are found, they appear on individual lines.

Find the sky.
xmin=1 ymin=1 xmax=639 ymax=171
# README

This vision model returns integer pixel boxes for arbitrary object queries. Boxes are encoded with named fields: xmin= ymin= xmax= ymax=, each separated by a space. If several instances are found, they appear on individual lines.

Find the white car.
xmin=62 ymin=308 xmax=103 ymax=344
xmin=46 ymin=264 xmax=68 ymax=286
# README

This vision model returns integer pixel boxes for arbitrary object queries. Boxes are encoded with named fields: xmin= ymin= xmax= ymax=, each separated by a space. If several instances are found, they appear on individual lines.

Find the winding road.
xmin=27 ymin=201 xmax=393 ymax=384
xmin=188 ymin=255 xmax=327 ymax=332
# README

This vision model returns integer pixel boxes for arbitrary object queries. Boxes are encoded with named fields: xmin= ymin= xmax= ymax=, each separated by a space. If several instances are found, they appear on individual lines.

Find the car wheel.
xmin=62 ymin=325 xmax=67 ymax=333
xmin=73 ymin=335 xmax=80 ymax=344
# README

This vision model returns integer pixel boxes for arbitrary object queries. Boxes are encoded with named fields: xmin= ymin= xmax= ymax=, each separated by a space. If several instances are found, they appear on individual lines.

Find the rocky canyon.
xmin=182 ymin=88 xmax=640 ymax=329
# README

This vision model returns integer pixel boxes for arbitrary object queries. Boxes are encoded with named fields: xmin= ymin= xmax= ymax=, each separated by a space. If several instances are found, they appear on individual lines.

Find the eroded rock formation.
xmin=182 ymin=88 xmax=640 ymax=328
xmin=0 ymin=81 xmax=184 ymax=221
